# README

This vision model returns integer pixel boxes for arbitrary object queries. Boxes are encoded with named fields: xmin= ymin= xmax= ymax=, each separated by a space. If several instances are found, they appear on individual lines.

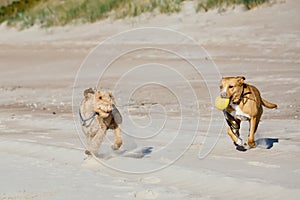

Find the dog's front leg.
xmin=89 ymin=129 xmax=106 ymax=157
xmin=227 ymin=126 xmax=243 ymax=146
xmin=111 ymin=127 xmax=122 ymax=150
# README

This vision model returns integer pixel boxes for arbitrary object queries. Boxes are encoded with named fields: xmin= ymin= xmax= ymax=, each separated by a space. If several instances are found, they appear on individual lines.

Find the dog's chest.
xmin=230 ymin=103 xmax=250 ymax=121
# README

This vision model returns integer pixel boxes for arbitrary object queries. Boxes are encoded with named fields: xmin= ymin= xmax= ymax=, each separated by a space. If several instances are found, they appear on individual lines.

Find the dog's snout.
xmin=220 ymin=91 xmax=227 ymax=98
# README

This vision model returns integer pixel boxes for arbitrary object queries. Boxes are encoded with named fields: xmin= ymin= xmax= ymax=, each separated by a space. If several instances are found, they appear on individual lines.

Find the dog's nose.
xmin=220 ymin=91 xmax=227 ymax=98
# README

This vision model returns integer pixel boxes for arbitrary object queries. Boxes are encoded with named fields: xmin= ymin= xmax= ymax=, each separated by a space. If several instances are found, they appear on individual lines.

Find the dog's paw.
xmin=243 ymin=142 xmax=252 ymax=150
xmin=234 ymin=139 xmax=249 ymax=152
xmin=111 ymin=144 xmax=121 ymax=151
xmin=236 ymin=145 xmax=247 ymax=152
xmin=235 ymin=142 xmax=254 ymax=151
xmin=247 ymin=141 xmax=256 ymax=148
xmin=111 ymin=140 xmax=122 ymax=151
xmin=233 ymin=138 xmax=243 ymax=146
xmin=85 ymin=150 xmax=92 ymax=155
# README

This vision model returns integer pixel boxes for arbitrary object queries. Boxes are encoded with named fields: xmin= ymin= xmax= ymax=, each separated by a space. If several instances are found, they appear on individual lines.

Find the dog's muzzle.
xmin=98 ymin=104 xmax=112 ymax=113
xmin=220 ymin=91 xmax=227 ymax=98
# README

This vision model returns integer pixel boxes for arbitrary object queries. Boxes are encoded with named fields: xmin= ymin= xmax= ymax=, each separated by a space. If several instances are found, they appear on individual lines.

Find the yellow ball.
xmin=214 ymin=96 xmax=230 ymax=110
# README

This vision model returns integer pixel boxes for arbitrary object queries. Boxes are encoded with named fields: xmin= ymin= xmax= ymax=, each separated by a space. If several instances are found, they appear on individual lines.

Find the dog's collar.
xmin=79 ymin=110 xmax=97 ymax=127
xmin=232 ymin=84 xmax=251 ymax=105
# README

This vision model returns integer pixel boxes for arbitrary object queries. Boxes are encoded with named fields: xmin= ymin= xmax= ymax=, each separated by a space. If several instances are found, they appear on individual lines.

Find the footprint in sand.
xmin=132 ymin=177 xmax=161 ymax=199
xmin=140 ymin=176 xmax=161 ymax=184
xmin=134 ymin=189 xmax=158 ymax=199
xmin=247 ymin=161 xmax=280 ymax=169
xmin=81 ymin=156 xmax=104 ymax=171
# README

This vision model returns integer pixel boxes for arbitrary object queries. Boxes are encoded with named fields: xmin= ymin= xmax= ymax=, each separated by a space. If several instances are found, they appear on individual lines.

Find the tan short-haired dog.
xmin=220 ymin=76 xmax=277 ymax=149
xmin=79 ymin=88 xmax=122 ymax=156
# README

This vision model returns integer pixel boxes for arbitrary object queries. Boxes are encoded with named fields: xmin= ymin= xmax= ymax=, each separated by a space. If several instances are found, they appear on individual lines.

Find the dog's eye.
xmin=229 ymin=85 xmax=234 ymax=89
xmin=99 ymin=96 xmax=102 ymax=100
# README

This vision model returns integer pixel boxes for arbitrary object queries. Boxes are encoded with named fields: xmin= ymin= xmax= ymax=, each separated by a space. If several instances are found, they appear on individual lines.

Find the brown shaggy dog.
xmin=79 ymin=88 xmax=122 ymax=156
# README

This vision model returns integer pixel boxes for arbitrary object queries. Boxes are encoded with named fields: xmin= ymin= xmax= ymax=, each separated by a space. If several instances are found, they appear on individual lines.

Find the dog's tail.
xmin=262 ymin=99 xmax=277 ymax=109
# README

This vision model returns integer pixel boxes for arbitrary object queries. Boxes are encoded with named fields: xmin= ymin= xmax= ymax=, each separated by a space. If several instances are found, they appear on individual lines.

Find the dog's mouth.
xmin=220 ymin=93 xmax=239 ymax=105
xmin=220 ymin=91 xmax=232 ymax=100
xmin=220 ymin=90 xmax=237 ymax=103
xmin=96 ymin=104 xmax=113 ymax=118
xmin=98 ymin=104 xmax=112 ymax=113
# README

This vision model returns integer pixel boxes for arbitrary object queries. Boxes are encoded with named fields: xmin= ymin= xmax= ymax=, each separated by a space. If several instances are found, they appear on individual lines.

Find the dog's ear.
xmin=236 ymin=76 xmax=246 ymax=80
xmin=108 ymin=90 xmax=116 ymax=104
xmin=237 ymin=76 xmax=245 ymax=80
xmin=237 ymin=76 xmax=245 ymax=85
xmin=84 ymin=88 xmax=95 ymax=98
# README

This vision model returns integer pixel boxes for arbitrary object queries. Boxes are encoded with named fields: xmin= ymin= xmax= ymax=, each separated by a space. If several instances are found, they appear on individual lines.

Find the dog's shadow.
xmin=236 ymin=138 xmax=279 ymax=151
xmin=99 ymin=146 xmax=154 ymax=160
xmin=255 ymin=138 xmax=279 ymax=149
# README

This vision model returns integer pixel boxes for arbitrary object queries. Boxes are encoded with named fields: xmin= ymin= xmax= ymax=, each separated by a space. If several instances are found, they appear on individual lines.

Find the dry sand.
xmin=0 ymin=0 xmax=299 ymax=199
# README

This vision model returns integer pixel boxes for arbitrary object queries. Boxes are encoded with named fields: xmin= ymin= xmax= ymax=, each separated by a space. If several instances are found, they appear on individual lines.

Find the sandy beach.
xmin=0 ymin=0 xmax=299 ymax=199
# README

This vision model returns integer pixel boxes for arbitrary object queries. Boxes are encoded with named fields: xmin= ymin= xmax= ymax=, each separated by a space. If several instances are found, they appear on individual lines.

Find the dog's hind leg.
xmin=248 ymin=117 xmax=259 ymax=148
xmin=111 ymin=127 xmax=122 ymax=150
xmin=247 ymin=107 xmax=262 ymax=148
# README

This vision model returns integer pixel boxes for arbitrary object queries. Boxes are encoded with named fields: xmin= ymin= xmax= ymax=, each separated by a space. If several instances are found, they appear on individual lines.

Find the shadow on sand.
xmin=256 ymin=138 xmax=279 ymax=149
xmin=236 ymin=138 xmax=279 ymax=152
xmin=99 ymin=146 xmax=154 ymax=160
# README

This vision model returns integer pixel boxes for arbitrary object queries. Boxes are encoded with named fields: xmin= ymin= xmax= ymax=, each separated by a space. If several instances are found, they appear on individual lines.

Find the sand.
xmin=0 ymin=0 xmax=299 ymax=199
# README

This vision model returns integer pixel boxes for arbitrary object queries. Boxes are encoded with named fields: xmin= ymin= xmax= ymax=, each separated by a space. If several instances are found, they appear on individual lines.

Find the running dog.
xmin=79 ymin=88 xmax=122 ymax=156
xmin=219 ymin=76 xmax=277 ymax=149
